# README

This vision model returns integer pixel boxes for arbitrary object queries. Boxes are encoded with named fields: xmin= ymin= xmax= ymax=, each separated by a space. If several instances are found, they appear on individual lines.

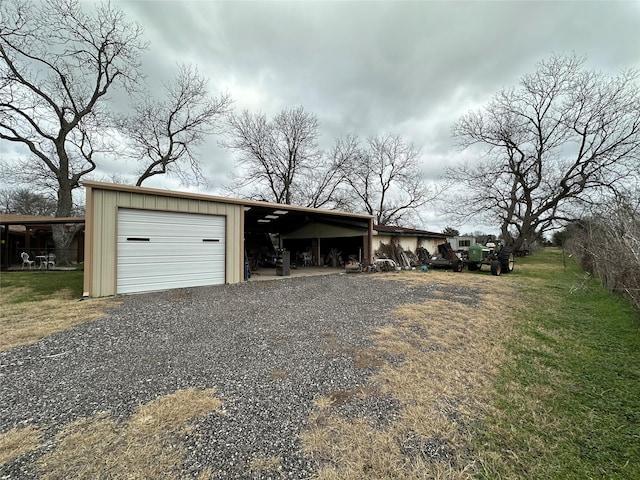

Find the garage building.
xmin=83 ymin=181 xmax=373 ymax=297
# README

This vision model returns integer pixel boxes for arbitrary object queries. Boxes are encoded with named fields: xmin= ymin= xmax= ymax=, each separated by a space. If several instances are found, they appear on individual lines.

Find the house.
xmin=447 ymin=235 xmax=476 ymax=252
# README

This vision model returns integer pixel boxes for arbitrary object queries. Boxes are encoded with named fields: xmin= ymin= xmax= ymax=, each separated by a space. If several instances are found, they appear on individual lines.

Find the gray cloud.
xmin=98 ymin=1 xmax=640 ymax=229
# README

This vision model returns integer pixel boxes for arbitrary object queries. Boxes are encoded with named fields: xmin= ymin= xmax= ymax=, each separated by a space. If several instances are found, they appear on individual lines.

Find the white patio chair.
xmin=46 ymin=253 xmax=56 ymax=269
xmin=21 ymin=252 xmax=35 ymax=270
xmin=302 ymin=251 xmax=313 ymax=266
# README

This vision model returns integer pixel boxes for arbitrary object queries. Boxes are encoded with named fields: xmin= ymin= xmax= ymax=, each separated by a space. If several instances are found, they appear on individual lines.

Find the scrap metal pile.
xmin=373 ymin=241 xmax=427 ymax=271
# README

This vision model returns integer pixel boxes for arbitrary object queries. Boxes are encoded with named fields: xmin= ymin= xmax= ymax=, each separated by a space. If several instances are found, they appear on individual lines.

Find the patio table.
xmin=36 ymin=255 xmax=48 ymax=269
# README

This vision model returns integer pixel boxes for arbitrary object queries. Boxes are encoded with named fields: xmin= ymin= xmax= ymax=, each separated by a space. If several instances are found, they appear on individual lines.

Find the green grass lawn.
xmin=477 ymin=248 xmax=640 ymax=479
xmin=0 ymin=270 xmax=84 ymax=303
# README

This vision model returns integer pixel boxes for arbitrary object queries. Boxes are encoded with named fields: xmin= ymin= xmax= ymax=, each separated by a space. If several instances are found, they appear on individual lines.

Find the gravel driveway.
xmin=1 ymin=273 xmax=433 ymax=479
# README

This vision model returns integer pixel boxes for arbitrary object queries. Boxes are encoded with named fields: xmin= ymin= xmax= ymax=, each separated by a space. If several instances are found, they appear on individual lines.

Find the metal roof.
xmin=0 ymin=214 xmax=85 ymax=226
xmin=83 ymin=181 xmax=373 ymax=235
xmin=374 ymin=224 xmax=445 ymax=238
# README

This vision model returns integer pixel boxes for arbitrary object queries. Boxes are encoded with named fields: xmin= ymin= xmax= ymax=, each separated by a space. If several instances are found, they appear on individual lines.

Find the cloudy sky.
xmin=94 ymin=1 xmax=640 ymax=230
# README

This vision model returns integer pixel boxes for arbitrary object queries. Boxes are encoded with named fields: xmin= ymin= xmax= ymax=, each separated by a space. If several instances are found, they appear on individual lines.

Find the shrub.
xmin=565 ymin=197 xmax=640 ymax=311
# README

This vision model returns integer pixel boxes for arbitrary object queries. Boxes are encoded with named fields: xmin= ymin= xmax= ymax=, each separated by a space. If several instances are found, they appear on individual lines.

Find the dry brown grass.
xmin=0 ymin=426 xmax=42 ymax=466
xmin=270 ymin=369 xmax=289 ymax=380
xmin=0 ymin=289 xmax=117 ymax=352
xmin=301 ymin=270 xmax=522 ymax=479
xmin=36 ymin=388 xmax=222 ymax=480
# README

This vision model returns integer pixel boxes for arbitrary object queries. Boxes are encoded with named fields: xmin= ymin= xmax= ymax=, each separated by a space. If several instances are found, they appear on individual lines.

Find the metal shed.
xmin=83 ymin=182 xmax=373 ymax=297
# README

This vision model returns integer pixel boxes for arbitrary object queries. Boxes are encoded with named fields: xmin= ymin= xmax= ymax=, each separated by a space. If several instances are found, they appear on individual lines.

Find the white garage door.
xmin=117 ymin=209 xmax=226 ymax=294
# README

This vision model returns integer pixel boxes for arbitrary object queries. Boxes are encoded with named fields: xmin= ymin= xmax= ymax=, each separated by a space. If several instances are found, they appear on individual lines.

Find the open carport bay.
xmin=242 ymin=200 xmax=370 ymax=270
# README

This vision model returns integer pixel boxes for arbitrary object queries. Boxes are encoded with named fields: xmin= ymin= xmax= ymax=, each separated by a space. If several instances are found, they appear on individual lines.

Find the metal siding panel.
xmin=154 ymin=196 xmax=167 ymax=211
xmin=225 ymin=205 xmax=242 ymax=283
xmin=93 ymin=189 xmax=118 ymax=297
xmin=227 ymin=206 xmax=235 ymax=283
xmin=102 ymin=190 xmax=118 ymax=296
xmin=144 ymin=195 xmax=157 ymax=210
xmin=131 ymin=193 xmax=146 ymax=209
xmin=117 ymin=192 xmax=132 ymax=208
xmin=90 ymin=190 xmax=103 ymax=296
xmin=165 ymin=197 xmax=178 ymax=211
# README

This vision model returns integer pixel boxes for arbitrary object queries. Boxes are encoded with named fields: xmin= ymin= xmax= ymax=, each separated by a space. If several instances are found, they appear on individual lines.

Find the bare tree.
xmin=223 ymin=106 xmax=322 ymax=204
xmin=0 ymin=0 xmax=146 ymax=264
xmin=295 ymin=134 xmax=358 ymax=210
xmin=0 ymin=187 xmax=57 ymax=215
xmin=340 ymin=133 xmax=434 ymax=226
xmin=122 ymin=64 xmax=231 ymax=187
xmin=446 ymin=54 xmax=640 ymax=250
xmin=565 ymin=192 xmax=640 ymax=310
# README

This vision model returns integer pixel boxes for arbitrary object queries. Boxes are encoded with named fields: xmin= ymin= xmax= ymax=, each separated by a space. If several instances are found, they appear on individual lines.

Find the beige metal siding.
xmin=87 ymin=188 xmax=243 ymax=297
xmin=374 ymin=234 xmax=444 ymax=257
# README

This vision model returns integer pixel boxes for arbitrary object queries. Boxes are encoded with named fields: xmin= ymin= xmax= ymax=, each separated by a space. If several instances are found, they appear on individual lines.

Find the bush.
xmin=565 ymin=198 xmax=640 ymax=311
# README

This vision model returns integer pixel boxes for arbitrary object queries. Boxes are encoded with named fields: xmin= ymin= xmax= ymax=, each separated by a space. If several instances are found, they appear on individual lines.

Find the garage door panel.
xmin=117 ymin=255 xmax=225 ymax=265
xmin=117 ymin=245 xmax=225 ymax=258
xmin=117 ymin=258 xmax=224 ymax=274
xmin=119 ymin=237 xmax=225 ymax=245
xmin=117 ymin=271 xmax=225 ymax=294
xmin=117 ymin=209 xmax=226 ymax=294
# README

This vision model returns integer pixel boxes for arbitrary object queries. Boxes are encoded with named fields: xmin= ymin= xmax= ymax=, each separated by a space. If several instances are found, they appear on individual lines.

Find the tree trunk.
xmin=51 ymin=224 xmax=83 ymax=266
xmin=53 ymin=177 xmax=77 ymax=266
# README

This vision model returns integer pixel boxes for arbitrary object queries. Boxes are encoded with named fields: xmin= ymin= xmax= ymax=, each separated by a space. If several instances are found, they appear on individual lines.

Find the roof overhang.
xmin=0 ymin=214 xmax=85 ymax=227
xmin=374 ymin=224 xmax=445 ymax=239
xmin=83 ymin=181 xmax=373 ymax=236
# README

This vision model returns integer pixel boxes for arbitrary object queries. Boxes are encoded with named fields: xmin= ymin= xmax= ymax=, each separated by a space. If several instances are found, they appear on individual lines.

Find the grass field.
xmin=303 ymin=248 xmax=640 ymax=479
xmin=475 ymin=249 xmax=640 ymax=479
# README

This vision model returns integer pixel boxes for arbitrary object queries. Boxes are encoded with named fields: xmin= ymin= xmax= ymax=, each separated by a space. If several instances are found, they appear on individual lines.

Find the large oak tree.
xmin=446 ymin=54 xmax=640 ymax=250
xmin=0 ymin=0 xmax=146 ymax=264
xmin=223 ymin=105 xmax=323 ymax=205
xmin=339 ymin=133 xmax=434 ymax=226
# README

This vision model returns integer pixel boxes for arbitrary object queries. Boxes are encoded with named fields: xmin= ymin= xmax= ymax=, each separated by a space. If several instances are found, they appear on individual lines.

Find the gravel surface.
xmin=1 ymin=273 xmax=436 ymax=479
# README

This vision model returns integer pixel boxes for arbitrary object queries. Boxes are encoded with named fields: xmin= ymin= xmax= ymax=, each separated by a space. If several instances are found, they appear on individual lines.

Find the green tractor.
xmin=465 ymin=243 xmax=515 ymax=276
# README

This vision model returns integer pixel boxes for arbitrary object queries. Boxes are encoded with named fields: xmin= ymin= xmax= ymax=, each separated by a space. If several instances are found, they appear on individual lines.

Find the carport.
xmin=243 ymin=202 xmax=372 ymax=272
xmin=83 ymin=181 xmax=373 ymax=297
xmin=0 ymin=214 xmax=85 ymax=270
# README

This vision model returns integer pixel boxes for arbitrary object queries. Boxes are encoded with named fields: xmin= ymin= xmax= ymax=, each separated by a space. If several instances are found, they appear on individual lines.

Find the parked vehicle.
xmin=427 ymin=242 xmax=515 ymax=276
xmin=465 ymin=243 xmax=514 ymax=275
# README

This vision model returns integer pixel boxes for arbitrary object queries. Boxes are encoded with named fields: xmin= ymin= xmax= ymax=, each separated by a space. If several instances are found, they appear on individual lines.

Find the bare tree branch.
xmin=119 ymin=64 xmax=231 ymax=187
xmin=223 ymin=105 xmax=322 ymax=205
xmin=340 ymin=133 xmax=436 ymax=225
xmin=446 ymin=53 xmax=640 ymax=249
xmin=0 ymin=0 xmax=146 ymax=263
